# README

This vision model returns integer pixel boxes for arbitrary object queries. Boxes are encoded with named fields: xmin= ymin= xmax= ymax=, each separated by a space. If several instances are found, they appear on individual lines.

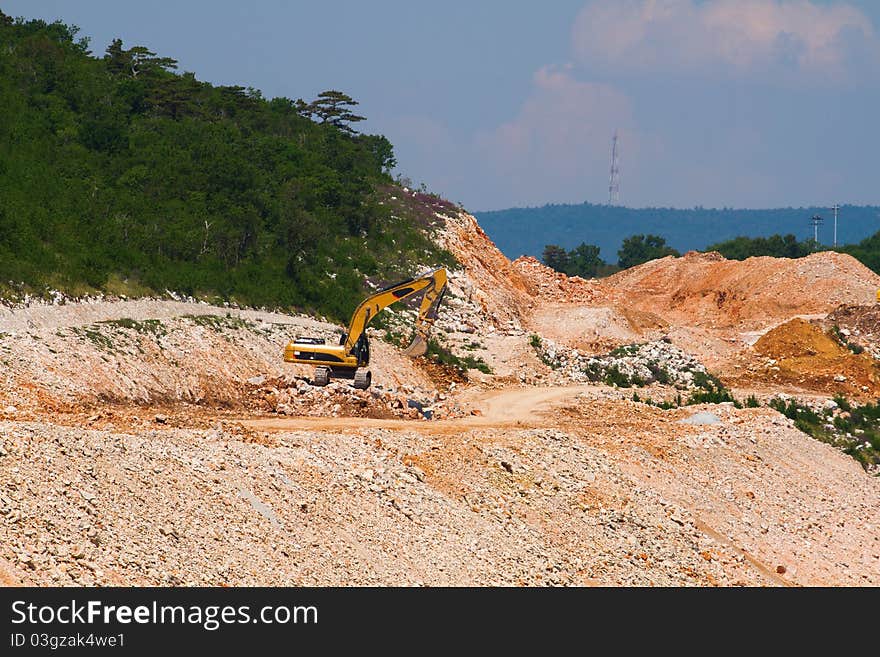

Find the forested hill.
xmin=0 ymin=13 xmax=452 ymax=320
xmin=475 ymin=203 xmax=880 ymax=261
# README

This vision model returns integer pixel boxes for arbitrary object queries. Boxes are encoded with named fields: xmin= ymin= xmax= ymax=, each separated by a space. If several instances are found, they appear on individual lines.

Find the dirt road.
xmin=240 ymin=384 xmax=593 ymax=433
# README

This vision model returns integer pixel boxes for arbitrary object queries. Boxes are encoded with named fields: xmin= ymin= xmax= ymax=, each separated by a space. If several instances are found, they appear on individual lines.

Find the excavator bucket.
xmin=402 ymin=335 xmax=428 ymax=357
xmin=401 ymin=275 xmax=446 ymax=358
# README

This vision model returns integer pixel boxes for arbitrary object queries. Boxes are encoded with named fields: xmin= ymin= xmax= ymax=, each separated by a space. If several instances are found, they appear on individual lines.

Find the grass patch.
xmin=603 ymin=364 xmax=645 ymax=388
xmin=96 ymin=318 xmax=166 ymax=337
xmin=646 ymin=360 xmax=671 ymax=385
xmin=529 ymin=334 xmax=560 ymax=369
xmin=426 ymin=338 xmax=492 ymax=374
xmin=610 ymin=343 xmax=643 ymax=357
xmin=103 ymin=273 xmax=154 ymax=298
xmin=183 ymin=314 xmax=255 ymax=332
xmin=72 ymin=326 xmax=115 ymax=351
xmin=687 ymin=388 xmax=739 ymax=406
xmin=692 ymin=370 xmax=726 ymax=393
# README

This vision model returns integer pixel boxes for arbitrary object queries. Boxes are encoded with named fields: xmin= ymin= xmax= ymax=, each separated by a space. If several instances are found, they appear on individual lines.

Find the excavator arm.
xmin=401 ymin=269 xmax=447 ymax=357
xmin=342 ymin=267 xmax=447 ymax=357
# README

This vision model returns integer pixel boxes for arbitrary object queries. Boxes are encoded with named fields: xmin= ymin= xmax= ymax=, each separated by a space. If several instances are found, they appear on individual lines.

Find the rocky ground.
xmin=1 ymin=201 xmax=879 ymax=587
xmin=2 ymin=387 xmax=877 ymax=586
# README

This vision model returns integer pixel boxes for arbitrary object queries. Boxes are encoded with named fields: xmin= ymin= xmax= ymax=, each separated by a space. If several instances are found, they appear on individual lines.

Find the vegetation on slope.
xmin=0 ymin=13 xmax=454 ymax=321
xmin=769 ymin=396 xmax=880 ymax=472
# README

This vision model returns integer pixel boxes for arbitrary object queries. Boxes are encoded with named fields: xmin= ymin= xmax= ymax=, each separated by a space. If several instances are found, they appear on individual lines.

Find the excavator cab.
xmin=283 ymin=267 xmax=447 ymax=390
xmin=353 ymin=332 xmax=370 ymax=366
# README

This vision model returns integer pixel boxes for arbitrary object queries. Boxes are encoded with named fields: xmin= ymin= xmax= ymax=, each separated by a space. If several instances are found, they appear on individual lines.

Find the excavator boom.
xmin=343 ymin=267 xmax=447 ymax=355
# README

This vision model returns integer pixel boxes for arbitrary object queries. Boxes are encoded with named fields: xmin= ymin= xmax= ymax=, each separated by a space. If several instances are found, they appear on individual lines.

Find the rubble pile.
xmin=253 ymin=376 xmax=465 ymax=421
xmin=601 ymin=250 xmax=880 ymax=329
xmin=432 ymin=210 xmax=535 ymax=326
xmin=532 ymin=336 xmax=710 ymax=388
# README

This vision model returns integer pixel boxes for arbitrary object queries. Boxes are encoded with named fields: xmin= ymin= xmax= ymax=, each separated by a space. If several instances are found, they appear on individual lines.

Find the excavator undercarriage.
xmin=283 ymin=268 xmax=448 ymax=389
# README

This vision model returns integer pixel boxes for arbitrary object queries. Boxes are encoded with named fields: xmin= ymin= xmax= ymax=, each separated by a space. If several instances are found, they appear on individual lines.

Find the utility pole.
xmin=809 ymin=214 xmax=824 ymax=245
xmin=831 ymin=204 xmax=839 ymax=247
xmin=608 ymin=130 xmax=620 ymax=205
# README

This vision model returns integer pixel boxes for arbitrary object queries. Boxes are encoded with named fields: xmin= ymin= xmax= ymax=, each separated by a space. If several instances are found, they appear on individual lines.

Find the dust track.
xmin=240 ymin=384 xmax=592 ymax=433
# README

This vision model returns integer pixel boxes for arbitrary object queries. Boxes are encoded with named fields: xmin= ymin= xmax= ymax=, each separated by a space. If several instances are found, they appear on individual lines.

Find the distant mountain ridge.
xmin=474 ymin=203 xmax=880 ymax=261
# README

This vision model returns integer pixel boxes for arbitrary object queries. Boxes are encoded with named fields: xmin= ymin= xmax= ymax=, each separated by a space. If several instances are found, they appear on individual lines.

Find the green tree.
xmin=568 ymin=242 xmax=605 ymax=278
xmin=617 ymin=234 xmax=680 ymax=269
xmin=840 ymin=230 xmax=880 ymax=273
xmin=103 ymin=38 xmax=128 ymax=75
xmin=542 ymin=244 xmax=570 ymax=272
xmin=0 ymin=15 xmax=454 ymax=319
xmin=361 ymin=134 xmax=397 ymax=173
xmin=542 ymin=242 xmax=609 ymax=277
xmin=304 ymin=90 xmax=365 ymax=133
xmin=125 ymin=45 xmax=178 ymax=78
xmin=104 ymin=40 xmax=177 ymax=79
xmin=707 ymin=233 xmax=814 ymax=260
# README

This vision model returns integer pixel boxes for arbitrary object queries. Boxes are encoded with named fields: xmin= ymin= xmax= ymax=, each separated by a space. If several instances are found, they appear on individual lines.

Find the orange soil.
xmin=730 ymin=318 xmax=880 ymax=398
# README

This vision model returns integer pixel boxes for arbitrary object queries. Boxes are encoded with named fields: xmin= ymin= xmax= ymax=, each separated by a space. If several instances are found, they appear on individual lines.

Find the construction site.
xmin=1 ymin=203 xmax=879 ymax=587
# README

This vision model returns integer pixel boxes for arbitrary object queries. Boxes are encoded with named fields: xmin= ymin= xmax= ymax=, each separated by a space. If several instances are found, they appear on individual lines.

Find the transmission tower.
xmin=809 ymin=214 xmax=824 ymax=245
xmin=608 ymin=130 xmax=620 ymax=205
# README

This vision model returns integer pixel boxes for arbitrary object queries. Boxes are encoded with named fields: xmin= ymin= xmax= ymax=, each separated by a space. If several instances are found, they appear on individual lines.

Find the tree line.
xmin=478 ymin=201 xmax=880 ymax=265
xmin=541 ymin=234 xmax=679 ymax=278
xmin=541 ymin=231 xmax=880 ymax=277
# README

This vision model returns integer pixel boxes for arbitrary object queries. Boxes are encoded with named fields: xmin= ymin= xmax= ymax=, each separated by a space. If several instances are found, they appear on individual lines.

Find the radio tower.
xmin=608 ymin=130 xmax=620 ymax=205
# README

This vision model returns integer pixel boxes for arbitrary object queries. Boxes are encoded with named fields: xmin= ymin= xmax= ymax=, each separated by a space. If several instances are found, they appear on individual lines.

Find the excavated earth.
xmin=1 ymin=201 xmax=879 ymax=587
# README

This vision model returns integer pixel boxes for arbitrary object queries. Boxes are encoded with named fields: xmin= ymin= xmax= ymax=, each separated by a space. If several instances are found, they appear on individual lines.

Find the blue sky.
xmin=4 ymin=1 xmax=880 ymax=212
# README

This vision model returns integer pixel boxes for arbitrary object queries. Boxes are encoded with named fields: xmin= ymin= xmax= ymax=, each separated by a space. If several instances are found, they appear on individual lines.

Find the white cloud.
xmin=571 ymin=0 xmax=878 ymax=81
xmin=475 ymin=66 xmax=635 ymax=206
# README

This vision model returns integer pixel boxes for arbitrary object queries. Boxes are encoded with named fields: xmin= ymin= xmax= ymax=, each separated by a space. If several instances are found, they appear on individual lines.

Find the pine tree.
xmin=305 ymin=90 xmax=365 ymax=133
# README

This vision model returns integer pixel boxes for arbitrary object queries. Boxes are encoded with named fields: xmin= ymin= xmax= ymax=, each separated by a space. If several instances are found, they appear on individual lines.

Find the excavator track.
xmin=353 ymin=368 xmax=371 ymax=390
xmin=314 ymin=366 xmax=331 ymax=386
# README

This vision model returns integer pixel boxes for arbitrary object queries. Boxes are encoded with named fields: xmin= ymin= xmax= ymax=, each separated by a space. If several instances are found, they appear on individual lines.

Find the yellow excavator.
xmin=283 ymin=267 xmax=448 ymax=389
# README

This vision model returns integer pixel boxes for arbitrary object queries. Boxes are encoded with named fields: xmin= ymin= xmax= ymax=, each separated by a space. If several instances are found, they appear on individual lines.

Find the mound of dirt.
xmin=735 ymin=318 xmax=880 ymax=398
xmin=512 ymin=257 xmax=669 ymax=353
xmin=512 ymin=256 xmax=604 ymax=304
xmin=601 ymin=251 xmax=880 ymax=330
xmin=525 ymin=304 xmax=666 ymax=355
